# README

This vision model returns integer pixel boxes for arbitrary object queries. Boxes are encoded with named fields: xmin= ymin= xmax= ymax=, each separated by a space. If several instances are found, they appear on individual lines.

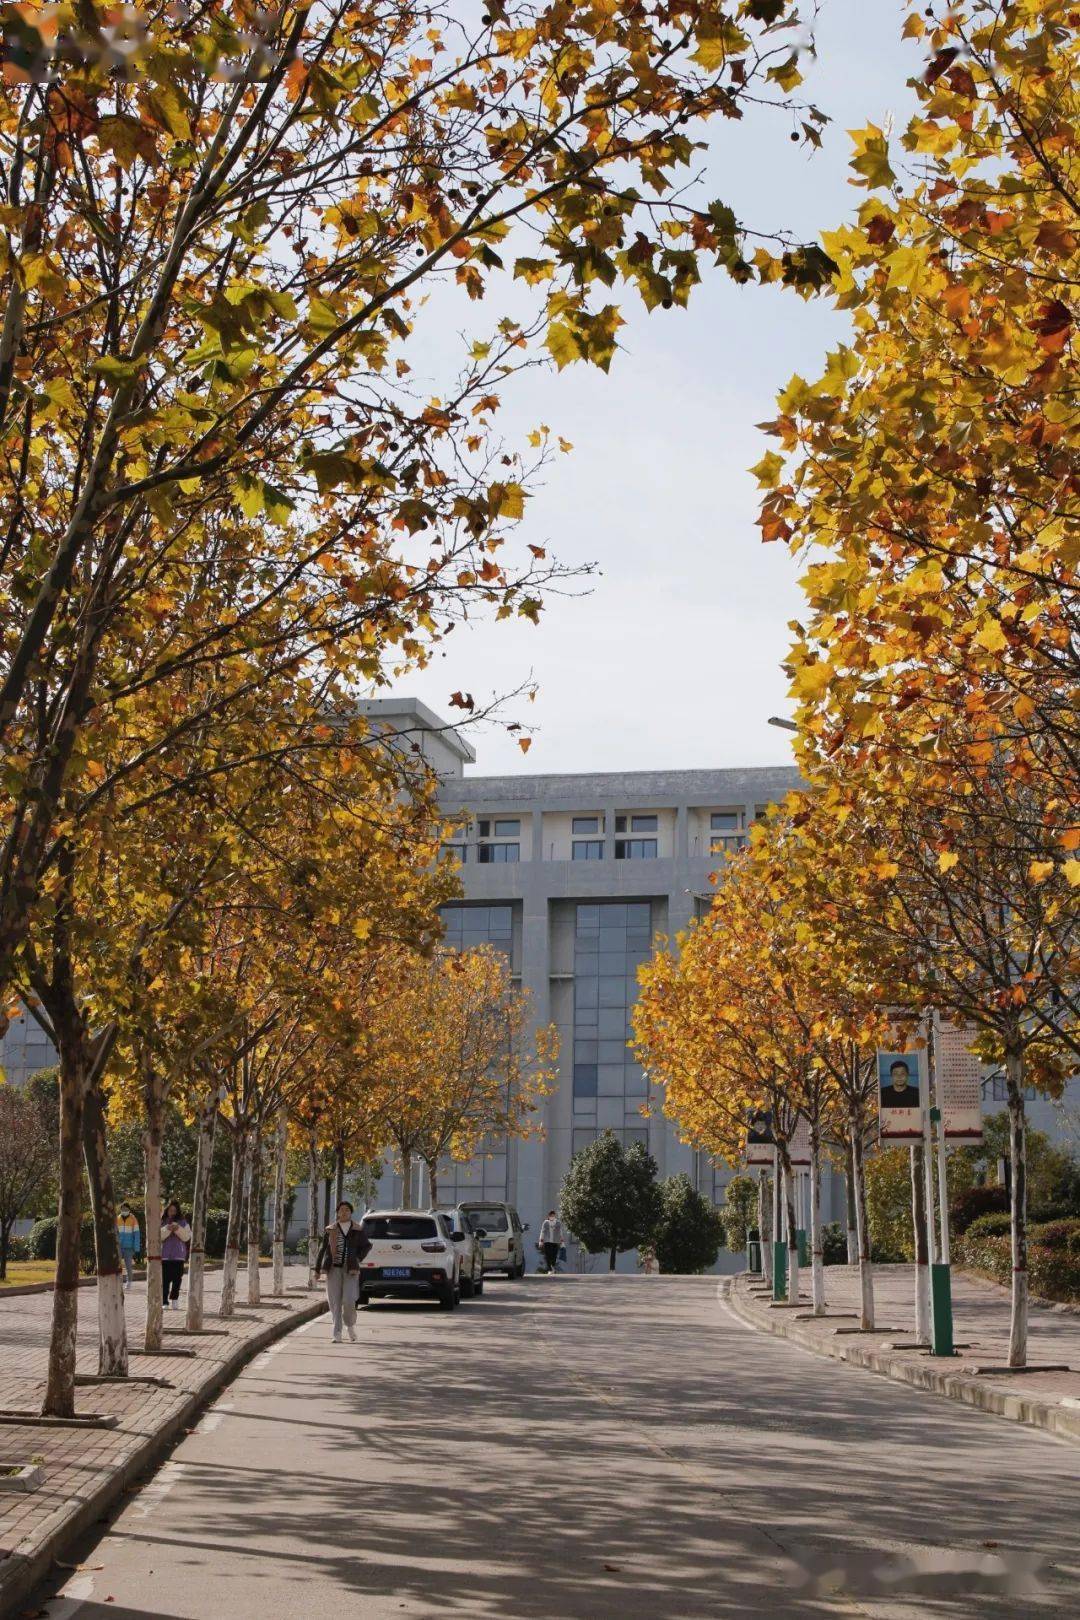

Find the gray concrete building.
xmin=366 ymin=697 xmax=806 ymax=1267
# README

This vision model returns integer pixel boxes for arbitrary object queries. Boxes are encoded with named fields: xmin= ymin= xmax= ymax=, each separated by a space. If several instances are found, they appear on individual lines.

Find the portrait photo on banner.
xmin=877 ymin=1049 xmax=925 ymax=1140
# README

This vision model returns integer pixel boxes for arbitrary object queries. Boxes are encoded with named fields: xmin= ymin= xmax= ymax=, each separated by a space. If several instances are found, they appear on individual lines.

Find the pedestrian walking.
xmin=540 ymin=1210 xmax=563 ymax=1274
xmin=315 ymin=1201 xmax=372 ymax=1343
xmin=161 ymin=1201 xmax=192 ymax=1309
xmin=117 ymin=1202 xmax=140 ymax=1289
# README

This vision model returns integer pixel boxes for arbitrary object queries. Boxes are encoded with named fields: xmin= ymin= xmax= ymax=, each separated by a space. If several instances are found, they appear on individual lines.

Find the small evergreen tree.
xmin=560 ymin=1132 xmax=661 ymax=1271
xmin=720 ymin=1175 xmax=758 ymax=1253
xmin=653 ymin=1174 xmax=725 ymax=1274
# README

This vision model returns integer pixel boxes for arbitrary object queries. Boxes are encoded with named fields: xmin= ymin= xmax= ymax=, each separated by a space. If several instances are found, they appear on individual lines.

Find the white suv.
xmin=440 ymin=1207 xmax=485 ymax=1298
xmin=357 ymin=1210 xmax=463 ymax=1310
xmin=457 ymin=1202 xmax=527 ymax=1277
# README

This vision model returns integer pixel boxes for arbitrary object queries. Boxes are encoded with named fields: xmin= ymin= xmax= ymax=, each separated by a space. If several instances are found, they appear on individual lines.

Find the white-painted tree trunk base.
xmin=914 ymin=1261 xmax=930 ymax=1346
xmin=220 ymin=1250 xmax=239 ymax=1317
xmin=859 ymin=1262 xmax=875 ymax=1331
xmin=247 ymin=1242 xmax=261 ymax=1304
xmin=272 ymin=1240 xmax=285 ymax=1296
xmin=1009 ymin=1272 xmax=1028 ymax=1367
xmin=186 ymin=1254 xmax=206 ymax=1332
xmin=97 ymin=1273 xmax=128 ymax=1376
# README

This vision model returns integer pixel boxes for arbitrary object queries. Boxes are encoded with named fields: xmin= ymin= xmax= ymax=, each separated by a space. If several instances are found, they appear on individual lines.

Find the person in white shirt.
xmin=540 ymin=1211 xmax=563 ymax=1274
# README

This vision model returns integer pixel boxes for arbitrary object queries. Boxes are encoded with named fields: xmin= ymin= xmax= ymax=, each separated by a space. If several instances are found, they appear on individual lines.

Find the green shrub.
xmin=1027 ymin=1218 xmax=1080 ymax=1252
xmin=951 ymin=1184 xmax=1008 ymax=1234
xmin=28 ymin=1216 xmax=96 ymax=1272
xmin=6 ymin=1234 xmax=29 ymax=1263
xmin=964 ymin=1212 xmax=1013 ymax=1240
xmin=821 ymin=1222 xmax=849 ymax=1265
xmin=958 ymin=1231 xmax=1080 ymax=1304
xmin=204 ymin=1210 xmax=231 ymax=1259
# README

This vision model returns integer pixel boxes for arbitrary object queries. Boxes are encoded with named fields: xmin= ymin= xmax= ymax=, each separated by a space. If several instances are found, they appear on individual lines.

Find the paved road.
xmin=35 ymin=1276 xmax=1080 ymax=1620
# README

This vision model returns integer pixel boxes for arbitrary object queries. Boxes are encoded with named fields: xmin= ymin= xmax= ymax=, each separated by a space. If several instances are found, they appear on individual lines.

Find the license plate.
xmin=382 ymin=1267 xmax=411 ymax=1279
xmin=481 ymin=1240 xmax=493 ymax=1249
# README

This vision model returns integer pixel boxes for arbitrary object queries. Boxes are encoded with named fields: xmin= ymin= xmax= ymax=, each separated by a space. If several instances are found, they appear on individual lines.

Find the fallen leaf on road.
xmin=603 ymin=1564 xmax=621 ymax=1572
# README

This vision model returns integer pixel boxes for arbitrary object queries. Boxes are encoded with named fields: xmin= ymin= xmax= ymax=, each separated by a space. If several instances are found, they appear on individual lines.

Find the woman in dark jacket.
xmin=315 ymin=1201 xmax=371 ymax=1342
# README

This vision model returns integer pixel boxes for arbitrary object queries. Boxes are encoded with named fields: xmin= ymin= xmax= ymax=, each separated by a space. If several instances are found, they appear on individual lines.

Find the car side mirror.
xmin=451 ymin=1231 xmax=464 ymax=1242
xmin=522 ymin=1223 xmax=530 ymax=1232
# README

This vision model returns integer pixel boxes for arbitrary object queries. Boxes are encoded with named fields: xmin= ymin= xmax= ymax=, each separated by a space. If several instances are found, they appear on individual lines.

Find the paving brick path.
xmin=726 ymin=1263 xmax=1080 ymax=1443
xmin=0 ymin=1265 xmax=324 ymax=1617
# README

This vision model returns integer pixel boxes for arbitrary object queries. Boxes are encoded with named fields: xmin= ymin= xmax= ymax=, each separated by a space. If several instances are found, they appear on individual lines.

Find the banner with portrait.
xmin=877 ymin=1048 xmax=925 ymax=1140
xmin=743 ymin=1108 xmax=775 ymax=1167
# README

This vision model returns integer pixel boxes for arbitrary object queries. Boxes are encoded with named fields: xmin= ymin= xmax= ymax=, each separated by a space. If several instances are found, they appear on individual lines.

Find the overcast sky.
xmin=393 ymin=1 xmax=922 ymax=778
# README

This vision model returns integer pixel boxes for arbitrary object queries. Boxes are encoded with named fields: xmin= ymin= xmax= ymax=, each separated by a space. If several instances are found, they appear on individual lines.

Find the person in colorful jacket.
xmin=116 ymin=1203 xmax=140 ymax=1289
xmin=161 ymin=1201 xmax=192 ymax=1309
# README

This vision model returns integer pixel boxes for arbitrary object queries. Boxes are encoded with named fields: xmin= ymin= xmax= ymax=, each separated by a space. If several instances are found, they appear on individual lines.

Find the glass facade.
xmin=571 ymin=901 xmax=652 ymax=1155
xmin=0 ymin=1011 xmax=56 ymax=1086
xmin=478 ymin=842 xmax=519 ymax=863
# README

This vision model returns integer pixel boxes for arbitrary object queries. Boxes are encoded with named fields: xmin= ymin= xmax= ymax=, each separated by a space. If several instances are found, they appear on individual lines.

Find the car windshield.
xmin=361 ymin=1216 xmax=437 ymax=1241
xmin=465 ymin=1207 xmax=509 ymax=1232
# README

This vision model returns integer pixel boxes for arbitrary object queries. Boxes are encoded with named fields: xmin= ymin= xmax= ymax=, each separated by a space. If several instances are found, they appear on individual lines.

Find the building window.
xmin=573 ymin=1063 xmax=598 ymax=1097
xmin=630 ymin=814 xmax=658 ymax=832
xmin=572 ymin=816 xmax=600 ymax=834
xmin=440 ymin=904 xmax=514 ymax=955
xmin=493 ymin=818 xmax=520 ymax=837
xmin=478 ymin=842 xmax=519 ymax=863
xmin=573 ymin=840 xmax=604 ymax=860
xmin=711 ymin=811 xmax=741 ymax=831
xmin=615 ymin=839 xmax=657 ymax=860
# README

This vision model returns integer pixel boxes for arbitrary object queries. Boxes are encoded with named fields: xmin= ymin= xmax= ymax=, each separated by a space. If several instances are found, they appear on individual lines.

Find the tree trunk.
xmin=757 ymin=1169 xmax=771 ymax=1270
xmin=186 ymin=1087 xmax=219 ymax=1332
xmin=247 ymin=1125 xmax=262 ymax=1305
xmin=778 ymin=1144 xmax=799 ymax=1304
xmin=43 ymin=1038 xmax=89 ymax=1416
xmin=270 ymin=1110 xmax=287 ymax=1295
xmin=809 ymin=1125 xmax=825 ymax=1316
xmin=400 ymin=1147 xmax=412 ymax=1210
xmin=427 ymin=1159 xmax=439 ymax=1210
xmin=82 ymin=1073 xmax=128 ymax=1377
xmin=219 ymin=1128 xmax=245 ymax=1318
xmin=322 ymin=1171 xmax=331 ymax=1227
xmin=845 ymin=1170 xmax=858 ymax=1265
xmin=142 ymin=1067 xmax=165 ymax=1354
xmin=335 ymin=1138 xmax=345 ymax=1207
xmin=1005 ymin=1043 xmax=1028 ymax=1368
xmin=0 ymin=1219 xmax=10 ymax=1280
xmin=608 ymin=1245 xmax=617 ymax=1271
xmin=911 ymin=1144 xmax=930 ymax=1347
xmin=307 ymin=1134 xmax=320 ymax=1289
xmin=850 ymin=1117 xmax=875 ymax=1331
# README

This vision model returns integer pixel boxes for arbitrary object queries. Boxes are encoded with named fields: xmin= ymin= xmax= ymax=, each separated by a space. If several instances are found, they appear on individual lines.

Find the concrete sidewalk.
xmin=725 ymin=1264 xmax=1080 ymax=1445
xmin=0 ymin=1264 xmax=326 ymax=1618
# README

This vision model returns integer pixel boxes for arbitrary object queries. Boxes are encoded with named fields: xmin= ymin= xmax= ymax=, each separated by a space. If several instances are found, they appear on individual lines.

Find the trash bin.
xmin=746 ymin=1238 xmax=762 ymax=1275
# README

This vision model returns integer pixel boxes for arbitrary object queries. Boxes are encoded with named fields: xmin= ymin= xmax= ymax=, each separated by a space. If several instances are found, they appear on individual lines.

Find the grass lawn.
xmin=0 ymin=1260 xmax=57 ymax=1288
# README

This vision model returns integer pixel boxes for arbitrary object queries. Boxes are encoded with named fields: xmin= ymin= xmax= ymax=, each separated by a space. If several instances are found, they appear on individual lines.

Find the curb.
xmin=721 ymin=1277 xmax=1080 ymax=1449
xmin=0 ymin=1294 xmax=327 ymax=1619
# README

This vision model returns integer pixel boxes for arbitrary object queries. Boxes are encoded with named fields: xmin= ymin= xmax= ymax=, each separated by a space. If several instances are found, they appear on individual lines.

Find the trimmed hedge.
xmin=1028 ymin=1218 xmax=1080 ymax=1253
xmin=950 ymin=1184 xmax=1008 ymax=1234
xmin=964 ymin=1212 xmax=1013 ymax=1241
xmin=28 ymin=1216 xmax=97 ymax=1272
xmin=957 ymin=1230 xmax=1080 ymax=1305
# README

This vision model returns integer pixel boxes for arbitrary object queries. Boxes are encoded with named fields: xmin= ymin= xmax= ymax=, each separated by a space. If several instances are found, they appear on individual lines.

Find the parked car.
xmin=357 ymin=1209 xmax=463 ymax=1309
xmin=439 ymin=1207 xmax=486 ymax=1298
xmin=457 ymin=1201 xmax=527 ymax=1277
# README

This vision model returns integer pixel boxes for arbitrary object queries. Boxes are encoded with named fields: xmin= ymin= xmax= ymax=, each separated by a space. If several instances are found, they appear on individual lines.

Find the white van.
xmin=457 ymin=1201 xmax=527 ymax=1277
